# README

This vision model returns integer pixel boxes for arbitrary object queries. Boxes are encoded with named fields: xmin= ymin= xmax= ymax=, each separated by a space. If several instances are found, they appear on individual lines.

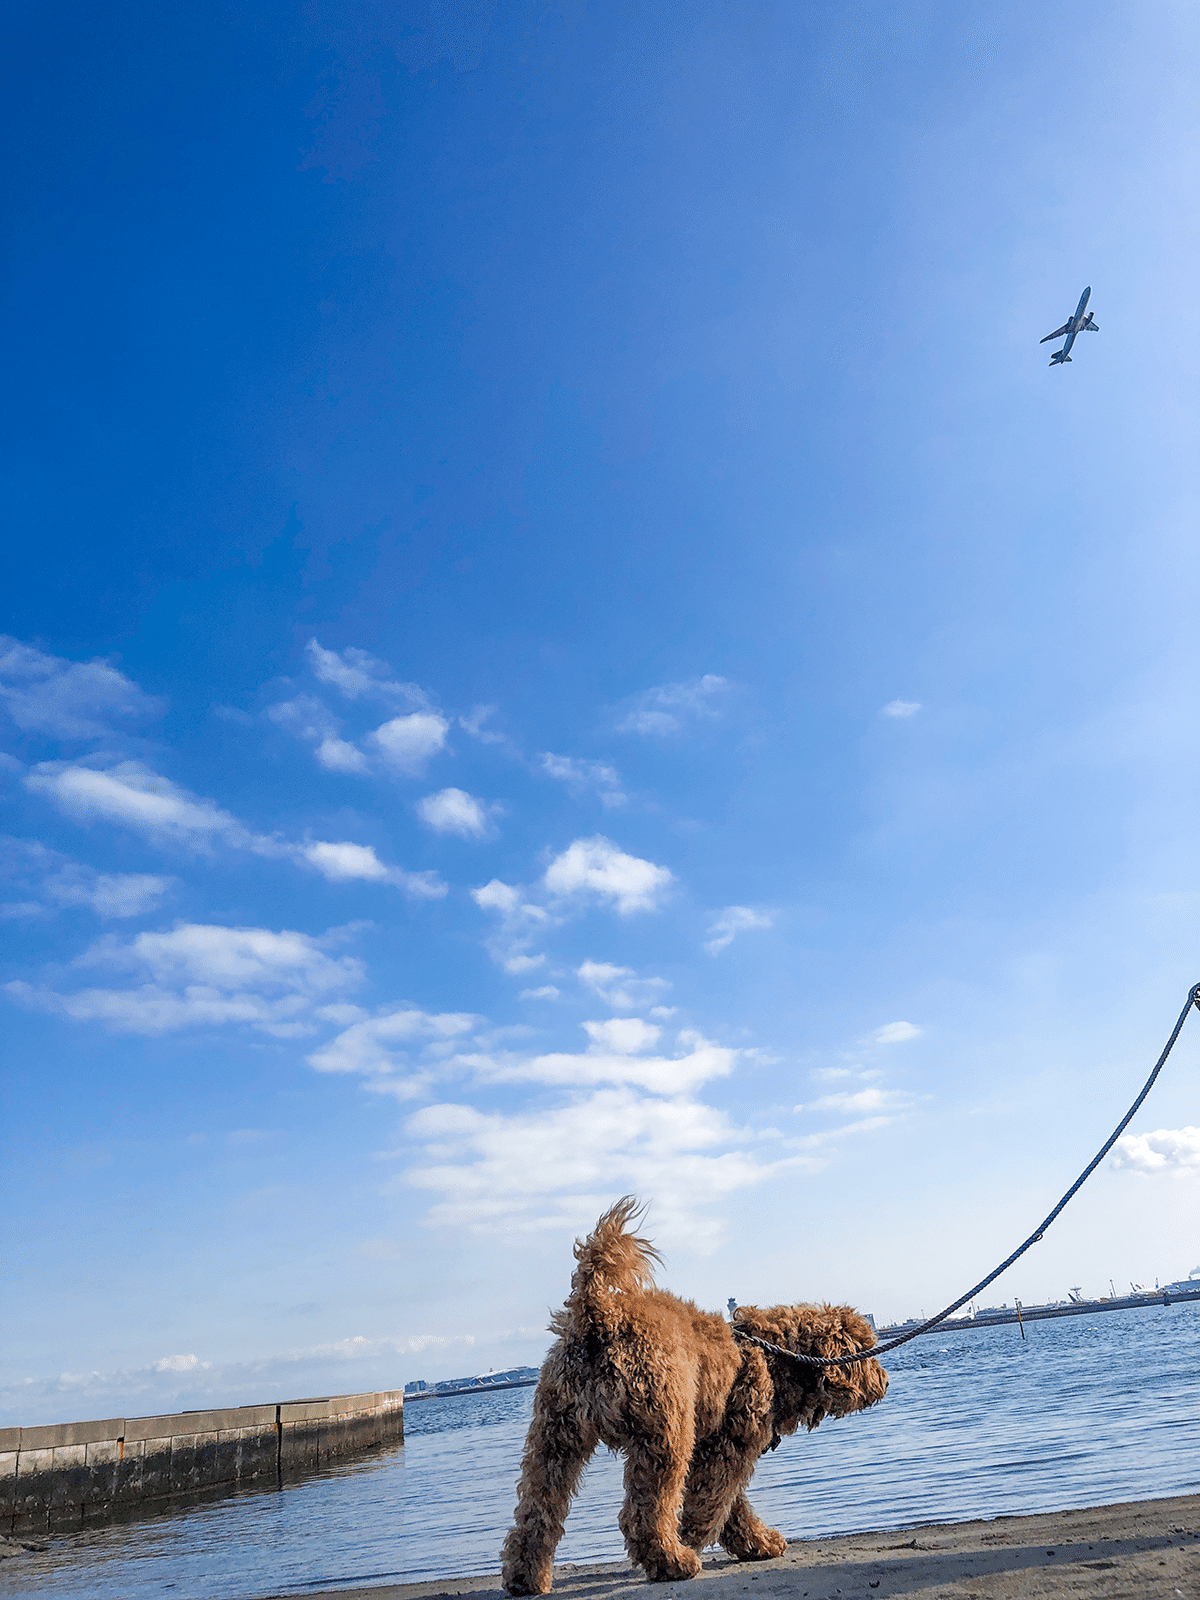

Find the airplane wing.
xmin=1040 ymin=322 xmax=1071 ymax=344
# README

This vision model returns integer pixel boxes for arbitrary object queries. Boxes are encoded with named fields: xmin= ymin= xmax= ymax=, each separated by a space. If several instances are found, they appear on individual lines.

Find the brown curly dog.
xmin=501 ymin=1198 xmax=888 ymax=1593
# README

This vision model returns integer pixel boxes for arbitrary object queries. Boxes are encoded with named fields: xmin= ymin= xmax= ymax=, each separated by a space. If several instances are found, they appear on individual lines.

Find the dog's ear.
xmin=732 ymin=1302 xmax=816 ymax=1349
xmin=799 ymin=1306 xmax=887 ymax=1416
xmin=729 ymin=1303 xmax=781 ymax=1340
xmin=835 ymin=1308 xmax=878 ymax=1350
xmin=738 ymin=1303 xmax=887 ymax=1426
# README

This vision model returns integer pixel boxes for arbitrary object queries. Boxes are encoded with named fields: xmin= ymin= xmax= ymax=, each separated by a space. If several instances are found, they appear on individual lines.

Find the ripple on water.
xmin=2 ymin=1304 xmax=1197 ymax=1600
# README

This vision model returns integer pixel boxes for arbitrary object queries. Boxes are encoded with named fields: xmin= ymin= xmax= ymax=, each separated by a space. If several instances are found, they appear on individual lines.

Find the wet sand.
xmin=258 ymin=1493 xmax=1200 ymax=1600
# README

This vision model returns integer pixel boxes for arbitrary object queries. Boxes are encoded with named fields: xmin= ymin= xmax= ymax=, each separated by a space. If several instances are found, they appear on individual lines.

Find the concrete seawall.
xmin=1 ymin=1388 xmax=404 ymax=1535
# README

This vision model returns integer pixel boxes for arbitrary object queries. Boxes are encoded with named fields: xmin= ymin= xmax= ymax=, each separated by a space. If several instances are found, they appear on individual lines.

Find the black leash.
xmin=734 ymin=981 xmax=1200 ymax=1371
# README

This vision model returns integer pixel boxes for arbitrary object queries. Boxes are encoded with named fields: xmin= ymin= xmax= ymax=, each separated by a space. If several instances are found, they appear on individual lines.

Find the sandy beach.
xmin=256 ymin=1494 xmax=1200 ymax=1600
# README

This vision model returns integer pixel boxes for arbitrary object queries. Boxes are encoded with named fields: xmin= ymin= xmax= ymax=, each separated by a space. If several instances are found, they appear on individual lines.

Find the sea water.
xmin=2 ymin=1303 xmax=1197 ymax=1599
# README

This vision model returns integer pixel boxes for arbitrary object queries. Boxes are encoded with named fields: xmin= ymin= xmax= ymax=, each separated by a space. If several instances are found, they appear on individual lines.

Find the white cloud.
xmin=268 ymin=694 xmax=371 ymax=774
xmin=268 ymin=693 xmax=337 ymax=742
xmin=543 ymin=836 xmax=672 ymax=915
xmin=87 ymin=923 xmax=363 ymax=995
xmin=6 ymin=922 xmax=364 ymax=1039
xmin=519 ymin=985 xmax=560 ymax=1001
xmin=471 ymin=844 xmax=672 ymax=975
xmin=705 ymin=906 xmax=773 ymax=955
xmin=154 ymin=1354 xmax=207 ymax=1374
xmin=875 ymin=1020 xmax=923 ymax=1044
xmin=491 ymin=953 xmax=543 ymax=976
xmin=417 ymin=787 xmax=493 ymax=839
xmin=790 ymin=1116 xmax=895 ymax=1149
xmin=577 ymin=959 xmax=669 ymax=1011
xmin=463 ymin=1027 xmax=735 ymax=1096
xmin=46 ymin=866 xmax=173 ymax=920
xmin=0 ymin=838 xmax=172 ymax=920
xmin=616 ymin=674 xmax=729 ymax=736
xmin=306 ymin=640 xmax=427 ymax=704
xmin=24 ymin=760 xmax=443 ymax=897
xmin=27 ymin=760 xmax=254 ymax=849
xmin=881 ymin=699 xmax=922 ymax=718
xmin=472 ymin=879 xmax=525 ymax=916
xmin=316 ymin=737 xmax=371 ymax=774
xmin=300 ymin=840 xmax=445 ymax=898
xmin=370 ymin=712 xmax=450 ymax=774
xmin=302 ymin=840 xmax=390 ymax=882
xmin=8 ymin=979 xmax=317 ymax=1038
xmin=0 ymin=636 xmax=164 ymax=739
xmin=583 ymin=1017 xmax=661 ymax=1054
xmin=404 ymin=1084 xmax=798 ymax=1245
xmin=1112 ymin=1127 xmax=1200 ymax=1174
xmin=0 ymin=900 xmax=41 ymax=919
xmin=459 ymin=705 xmax=508 ymax=747
xmin=471 ymin=879 xmax=550 ymax=973
xmin=797 ymin=1087 xmax=911 ymax=1115
xmin=308 ymin=1007 xmax=479 ymax=1091
xmin=540 ymin=753 xmax=626 ymax=809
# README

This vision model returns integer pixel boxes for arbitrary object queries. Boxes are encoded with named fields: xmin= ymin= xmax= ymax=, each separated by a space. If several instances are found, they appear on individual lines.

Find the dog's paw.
xmin=502 ymin=1575 xmax=552 ymax=1596
xmin=724 ymin=1528 xmax=788 ymax=1562
xmin=749 ymin=1529 xmax=788 ymax=1560
xmin=643 ymin=1547 xmax=703 ymax=1583
xmin=501 ymin=1563 xmax=553 ymax=1595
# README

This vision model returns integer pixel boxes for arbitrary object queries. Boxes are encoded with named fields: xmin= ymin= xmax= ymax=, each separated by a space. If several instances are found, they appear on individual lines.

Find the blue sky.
xmin=2 ymin=1 xmax=1198 ymax=1427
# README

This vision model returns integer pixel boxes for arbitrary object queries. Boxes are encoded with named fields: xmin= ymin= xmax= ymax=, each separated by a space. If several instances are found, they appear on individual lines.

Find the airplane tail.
xmin=1050 ymin=353 xmax=1072 ymax=365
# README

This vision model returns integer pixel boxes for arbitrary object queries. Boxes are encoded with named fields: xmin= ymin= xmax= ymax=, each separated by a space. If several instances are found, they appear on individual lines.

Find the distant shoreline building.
xmin=873 ymin=1268 xmax=1200 ymax=1340
xmin=404 ymin=1365 xmax=540 ymax=1400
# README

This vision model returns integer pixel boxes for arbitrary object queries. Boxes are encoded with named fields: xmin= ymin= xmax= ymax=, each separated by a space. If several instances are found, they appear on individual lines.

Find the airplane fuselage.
xmin=1044 ymin=285 xmax=1097 ymax=366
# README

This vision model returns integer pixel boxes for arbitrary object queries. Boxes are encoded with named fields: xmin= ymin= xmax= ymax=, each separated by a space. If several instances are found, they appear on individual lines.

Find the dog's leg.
xmin=678 ymin=1433 xmax=763 ymax=1555
xmin=716 ymin=1490 xmax=788 ymax=1561
xmin=617 ymin=1409 xmax=703 ymax=1583
xmin=501 ymin=1380 xmax=599 ymax=1596
xmin=679 ymin=1347 xmax=784 ymax=1559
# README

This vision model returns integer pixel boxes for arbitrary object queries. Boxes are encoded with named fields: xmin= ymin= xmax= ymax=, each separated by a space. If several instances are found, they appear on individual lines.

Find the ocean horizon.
xmin=3 ymin=1301 xmax=1197 ymax=1600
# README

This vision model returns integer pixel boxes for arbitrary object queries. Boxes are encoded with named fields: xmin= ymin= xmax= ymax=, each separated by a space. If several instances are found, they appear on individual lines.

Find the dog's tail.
xmin=555 ymin=1197 xmax=662 ymax=1334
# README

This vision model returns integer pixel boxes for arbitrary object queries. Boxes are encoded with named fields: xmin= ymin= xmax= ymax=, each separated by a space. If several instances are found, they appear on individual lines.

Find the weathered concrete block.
xmin=112 ymin=1438 xmax=144 ymax=1502
xmin=185 ymin=1405 xmax=274 ymax=1434
xmin=6 ymin=1388 xmax=401 ymax=1529
xmin=279 ymin=1420 xmax=320 ymax=1471
xmin=171 ymin=1430 xmax=221 ymax=1491
xmin=327 ymin=1391 xmax=379 ymax=1417
xmin=321 ymin=1415 xmax=349 ymax=1459
xmin=125 ymin=1414 xmax=185 ymax=1445
xmin=19 ymin=1419 xmax=124 ymax=1451
xmin=46 ymin=1443 xmax=90 ymax=1510
xmin=279 ymin=1399 xmax=333 ymax=1424
xmin=138 ymin=1440 xmax=172 ymax=1500
xmin=220 ymin=1426 xmax=276 ymax=1484
xmin=0 ymin=1451 xmax=17 ymax=1522
xmin=82 ymin=1437 xmax=121 ymax=1503
xmin=13 ymin=1445 xmax=55 ymax=1522
xmin=85 ymin=1437 xmax=123 ymax=1465
xmin=168 ymin=1434 xmax=196 ymax=1493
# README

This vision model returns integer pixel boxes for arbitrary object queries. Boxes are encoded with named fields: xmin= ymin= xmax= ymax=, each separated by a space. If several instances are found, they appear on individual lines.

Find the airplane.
xmin=1041 ymin=285 xmax=1099 ymax=365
